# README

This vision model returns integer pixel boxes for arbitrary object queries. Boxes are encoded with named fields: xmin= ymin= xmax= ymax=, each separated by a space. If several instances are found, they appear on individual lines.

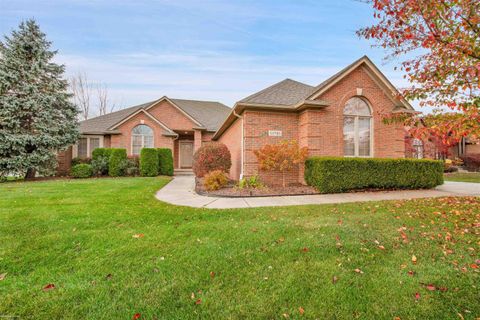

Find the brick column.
xmin=194 ymin=130 xmax=202 ymax=151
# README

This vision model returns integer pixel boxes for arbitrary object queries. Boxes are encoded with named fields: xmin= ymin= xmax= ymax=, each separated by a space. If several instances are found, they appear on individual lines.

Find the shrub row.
xmin=139 ymin=148 xmax=174 ymax=177
xmin=304 ymin=157 xmax=444 ymax=193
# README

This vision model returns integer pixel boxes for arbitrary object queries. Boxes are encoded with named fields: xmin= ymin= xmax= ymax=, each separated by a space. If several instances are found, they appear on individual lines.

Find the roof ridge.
xmin=79 ymin=101 xmax=153 ymax=124
xmin=169 ymin=97 xmax=226 ymax=105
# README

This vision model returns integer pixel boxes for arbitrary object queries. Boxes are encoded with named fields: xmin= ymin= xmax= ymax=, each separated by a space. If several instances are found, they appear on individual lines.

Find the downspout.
xmin=233 ymin=108 xmax=244 ymax=180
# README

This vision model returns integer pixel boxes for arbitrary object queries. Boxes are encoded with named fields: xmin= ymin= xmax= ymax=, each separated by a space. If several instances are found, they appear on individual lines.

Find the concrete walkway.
xmin=155 ymin=176 xmax=480 ymax=209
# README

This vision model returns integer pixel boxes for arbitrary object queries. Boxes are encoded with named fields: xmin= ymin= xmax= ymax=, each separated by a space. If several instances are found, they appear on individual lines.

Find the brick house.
xmin=61 ymin=55 xmax=434 ymax=183
xmin=57 ymin=97 xmax=231 ymax=174
xmin=213 ymin=56 xmax=416 ymax=185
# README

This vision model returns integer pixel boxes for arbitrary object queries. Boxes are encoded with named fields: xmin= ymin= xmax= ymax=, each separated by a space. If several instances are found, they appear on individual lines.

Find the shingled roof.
xmin=239 ymin=79 xmax=316 ymax=106
xmin=79 ymin=98 xmax=231 ymax=134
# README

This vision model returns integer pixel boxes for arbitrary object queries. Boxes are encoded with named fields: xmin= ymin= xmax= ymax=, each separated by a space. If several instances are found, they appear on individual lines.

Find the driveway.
xmin=155 ymin=176 xmax=480 ymax=209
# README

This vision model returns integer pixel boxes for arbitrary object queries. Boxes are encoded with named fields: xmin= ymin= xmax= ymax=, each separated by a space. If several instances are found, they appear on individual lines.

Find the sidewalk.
xmin=155 ymin=176 xmax=480 ymax=209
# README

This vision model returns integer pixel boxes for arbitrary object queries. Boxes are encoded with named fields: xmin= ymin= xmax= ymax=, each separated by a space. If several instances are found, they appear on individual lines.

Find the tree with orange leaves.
xmin=357 ymin=0 xmax=480 ymax=143
xmin=254 ymin=140 xmax=308 ymax=188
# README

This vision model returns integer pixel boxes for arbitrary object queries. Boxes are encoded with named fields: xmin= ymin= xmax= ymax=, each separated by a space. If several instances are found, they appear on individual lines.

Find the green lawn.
xmin=0 ymin=178 xmax=479 ymax=319
xmin=445 ymin=172 xmax=480 ymax=183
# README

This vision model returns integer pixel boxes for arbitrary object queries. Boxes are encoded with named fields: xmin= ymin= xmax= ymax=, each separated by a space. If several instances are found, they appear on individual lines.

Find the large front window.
xmin=76 ymin=136 xmax=102 ymax=158
xmin=343 ymin=97 xmax=372 ymax=157
xmin=132 ymin=124 xmax=154 ymax=155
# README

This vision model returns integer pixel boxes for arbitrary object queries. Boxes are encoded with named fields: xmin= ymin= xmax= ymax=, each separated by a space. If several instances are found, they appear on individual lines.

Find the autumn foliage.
xmin=193 ymin=143 xmax=231 ymax=178
xmin=254 ymin=140 xmax=308 ymax=187
xmin=358 ymin=0 xmax=480 ymax=142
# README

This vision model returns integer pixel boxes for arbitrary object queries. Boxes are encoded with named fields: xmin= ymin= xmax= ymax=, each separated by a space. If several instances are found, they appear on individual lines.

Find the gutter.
xmin=233 ymin=109 xmax=244 ymax=180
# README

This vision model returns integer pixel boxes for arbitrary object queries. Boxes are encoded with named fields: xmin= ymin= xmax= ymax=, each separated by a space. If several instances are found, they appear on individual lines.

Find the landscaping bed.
xmin=195 ymin=177 xmax=319 ymax=197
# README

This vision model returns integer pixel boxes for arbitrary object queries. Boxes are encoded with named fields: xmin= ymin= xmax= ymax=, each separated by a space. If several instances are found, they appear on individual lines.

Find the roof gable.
xmin=308 ymin=55 xmax=413 ymax=110
xmin=79 ymin=97 xmax=231 ymax=134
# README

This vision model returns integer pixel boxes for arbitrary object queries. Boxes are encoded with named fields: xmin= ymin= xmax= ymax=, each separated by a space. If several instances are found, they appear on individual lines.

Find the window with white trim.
xmin=132 ymin=124 xmax=154 ymax=155
xmin=343 ymin=97 xmax=372 ymax=157
xmin=76 ymin=136 xmax=103 ymax=158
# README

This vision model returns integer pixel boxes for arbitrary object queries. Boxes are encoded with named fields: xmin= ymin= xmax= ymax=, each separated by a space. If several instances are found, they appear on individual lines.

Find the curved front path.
xmin=155 ymin=176 xmax=480 ymax=209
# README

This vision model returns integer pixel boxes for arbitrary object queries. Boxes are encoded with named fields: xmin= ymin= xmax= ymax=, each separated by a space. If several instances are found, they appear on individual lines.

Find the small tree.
xmin=254 ymin=140 xmax=308 ymax=187
xmin=0 ymin=20 xmax=79 ymax=179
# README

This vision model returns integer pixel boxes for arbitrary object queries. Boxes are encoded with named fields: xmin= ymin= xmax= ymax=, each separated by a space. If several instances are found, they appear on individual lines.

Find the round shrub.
xmin=108 ymin=148 xmax=127 ymax=177
xmin=140 ymin=148 xmax=159 ymax=177
xmin=71 ymin=164 xmax=93 ymax=178
xmin=157 ymin=148 xmax=174 ymax=176
xmin=193 ymin=143 xmax=231 ymax=178
xmin=203 ymin=170 xmax=228 ymax=191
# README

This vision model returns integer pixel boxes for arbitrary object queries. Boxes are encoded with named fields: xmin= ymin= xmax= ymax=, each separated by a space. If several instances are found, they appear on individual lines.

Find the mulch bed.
xmin=195 ymin=177 xmax=319 ymax=197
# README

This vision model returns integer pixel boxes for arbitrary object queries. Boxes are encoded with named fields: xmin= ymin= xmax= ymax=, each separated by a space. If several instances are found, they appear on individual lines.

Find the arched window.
xmin=131 ymin=124 xmax=153 ymax=155
xmin=343 ymin=97 xmax=372 ymax=157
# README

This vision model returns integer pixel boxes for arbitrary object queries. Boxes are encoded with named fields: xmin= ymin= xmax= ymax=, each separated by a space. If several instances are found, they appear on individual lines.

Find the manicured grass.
xmin=444 ymin=172 xmax=480 ymax=183
xmin=0 ymin=178 xmax=479 ymax=319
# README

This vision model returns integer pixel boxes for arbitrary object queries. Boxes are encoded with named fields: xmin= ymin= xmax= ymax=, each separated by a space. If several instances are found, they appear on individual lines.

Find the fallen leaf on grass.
xmin=301 ymin=247 xmax=309 ymax=253
xmin=470 ymin=263 xmax=478 ymax=269
xmin=132 ymin=234 xmax=144 ymax=238
xmin=332 ymin=276 xmax=338 ymax=284
xmin=425 ymin=284 xmax=436 ymax=291
xmin=195 ymin=299 xmax=202 ymax=305
xmin=0 ymin=273 xmax=6 ymax=281
xmin=411 ymin=255 xmax=417 ymax=264
xmin=210 ymin=271 xmax=215 ymax=279
xmin=407 ymin=270 xmax=415 ymax=276
xmin=378 ymin=245 xmax=385 ymax=250
xmin=354 ymin=268 xmax=364 ymax=274
xmin=337 ymin=219 xmax=343 ymax=225
xmin=414 ymin=292 xmax=421 ymax=300
xmin=132 ymin=313 xmax=141 ymax=320
xmin=105 ymin=274 xmax=113 ymax=280
xmin=299 ymin=306 xmax=305 ymax=315
xmin=43 ymin=283 xmax=55 ymax=291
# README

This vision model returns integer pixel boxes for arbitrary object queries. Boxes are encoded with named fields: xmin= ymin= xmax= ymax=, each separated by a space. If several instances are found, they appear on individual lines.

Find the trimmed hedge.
xmin=108 ymin=148 xmax=127 ymax=177
xmin=157 ymin=148 xmax=174 ymax=176
xmin=305 ymin=157 xmax=444 ymax=193
xmin=92 ymin=148 xmax=112 ymax=161
xmin=71 ymin=163 xmax=93 ymax=178
xmin=140 ymin=148 xmax=159 ymax=177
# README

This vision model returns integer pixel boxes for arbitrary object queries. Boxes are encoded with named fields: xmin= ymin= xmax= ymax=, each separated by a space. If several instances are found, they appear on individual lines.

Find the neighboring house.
xmin=213 ymin=56 xmax=415 ymax=185
xmin=57 ymin=97 xmax=231 ymax=174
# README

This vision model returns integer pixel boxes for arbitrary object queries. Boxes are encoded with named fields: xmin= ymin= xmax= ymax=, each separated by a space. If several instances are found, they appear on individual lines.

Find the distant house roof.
xmin=239 ymin=79 xmax=317 ymax=106
xmin=79 ymin=97 xmax=231 ymax=134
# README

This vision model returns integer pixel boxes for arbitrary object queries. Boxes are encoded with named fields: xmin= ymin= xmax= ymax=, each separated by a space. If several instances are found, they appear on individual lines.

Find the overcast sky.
xmin=1 ymin=0 xmax=415 ymax=110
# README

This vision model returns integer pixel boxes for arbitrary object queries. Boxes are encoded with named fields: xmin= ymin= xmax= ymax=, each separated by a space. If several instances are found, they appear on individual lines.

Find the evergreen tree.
xmin=0 ymin=19 xmax=79 ymax=179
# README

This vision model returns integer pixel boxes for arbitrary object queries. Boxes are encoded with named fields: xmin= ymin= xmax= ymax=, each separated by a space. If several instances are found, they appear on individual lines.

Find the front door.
xmin=179 ymin=141 xmax=194 ymax=168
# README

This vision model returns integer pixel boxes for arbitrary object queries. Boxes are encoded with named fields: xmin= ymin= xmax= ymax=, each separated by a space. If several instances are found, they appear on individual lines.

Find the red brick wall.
xmin=232 ymin=65 xmax=407 ymax=185
xmin=147 ymin=100 xmax=197 ymax=131
xmin=111 ymin=112 xmax=174 ymax=155
xmin=314 ymin=66 xmax=405 ymax=159
xmin=243 ymin=110 xmax=299 ymax=186
xmin=56 ymin=146 xmax=72 ymax=176
xmin=217 ymin=117 xmax=242 ymax=180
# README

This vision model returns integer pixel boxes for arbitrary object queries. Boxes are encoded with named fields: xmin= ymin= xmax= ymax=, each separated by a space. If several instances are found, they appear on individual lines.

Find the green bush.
xmin=304 ymin=157 xmax=444 ymax=194
xmin=92 ymin=148 xmax=112 ymax=161
xmin=157 ymin=148 xmax=174 ymax=176
xmin=89 ymin=148 xmax=113 ymax=175
xmin=70 ymin=164 xmax=93 ymax=178
xmin=71 ymin=157 xmax=91 ymax=166
xmin=140 ymin=148 xmax=159 ymax=177
xmin=108 ymin=148 xmax=127 ymax=177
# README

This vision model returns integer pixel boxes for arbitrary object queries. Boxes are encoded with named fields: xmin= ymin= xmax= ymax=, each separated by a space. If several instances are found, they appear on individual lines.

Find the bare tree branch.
xmin=70 ymin=72 xmax=92 ymax=120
